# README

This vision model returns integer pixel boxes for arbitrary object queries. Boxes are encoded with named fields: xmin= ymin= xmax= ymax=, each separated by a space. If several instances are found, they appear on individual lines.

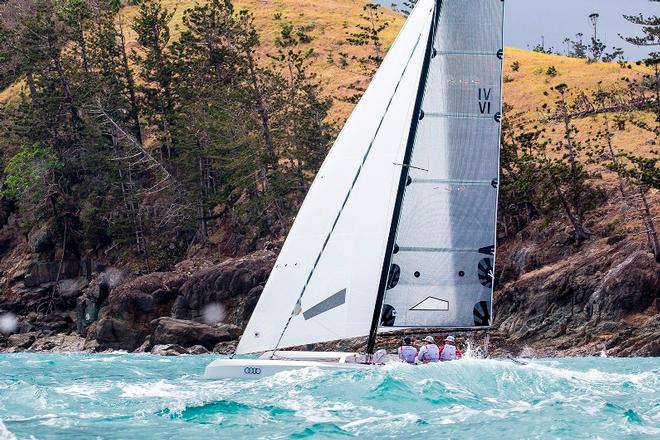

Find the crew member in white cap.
xmin=417 ymin=335 xmax=440 ymax=363
xmin=439 ymin=335 xmax=463 ymax=361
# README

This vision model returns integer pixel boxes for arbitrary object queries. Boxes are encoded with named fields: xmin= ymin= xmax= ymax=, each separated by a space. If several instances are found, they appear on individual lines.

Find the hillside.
xmin=0 ymin=0 xmax=657 ymax=357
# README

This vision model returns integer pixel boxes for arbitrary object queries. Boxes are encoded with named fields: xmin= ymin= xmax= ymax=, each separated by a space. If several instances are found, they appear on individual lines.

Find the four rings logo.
xmin=244 ymin=367 xmax=262 ymax=375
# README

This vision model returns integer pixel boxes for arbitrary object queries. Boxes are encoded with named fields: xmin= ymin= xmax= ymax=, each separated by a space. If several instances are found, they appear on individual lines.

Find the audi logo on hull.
xmin=243 ymin=367 xmax=262 ymax=375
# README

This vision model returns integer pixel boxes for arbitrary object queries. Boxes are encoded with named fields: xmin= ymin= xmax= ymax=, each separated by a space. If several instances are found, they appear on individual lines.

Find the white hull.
xmin=204 ymin=357 xmax=372 ymax=380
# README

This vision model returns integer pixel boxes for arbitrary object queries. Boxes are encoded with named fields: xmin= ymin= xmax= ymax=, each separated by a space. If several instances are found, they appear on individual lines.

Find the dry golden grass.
xmin=117 ymin=0 xmax=404 ymax=122
xmin=503 ymin=48 xmax=656 ymax=158
xmin=1 ymin=1 xmax=657 ymax=160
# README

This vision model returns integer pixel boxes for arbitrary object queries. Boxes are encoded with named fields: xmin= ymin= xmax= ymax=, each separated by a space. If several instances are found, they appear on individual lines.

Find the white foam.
xmin=120 ymin=381 xmax=193 ymax=399
xmin=54 ymin=384 xmax=112 ymax=398
xmin=0 ymin=421 xmax=16 ymax=440
xmin=342 ymin=412 xmax=420 ymax=431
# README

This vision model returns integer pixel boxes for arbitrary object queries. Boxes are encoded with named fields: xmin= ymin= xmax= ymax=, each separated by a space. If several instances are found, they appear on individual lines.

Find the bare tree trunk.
xmin=603 ymin=117 xmax=627 ymax=200
xmin=637 ymin=182 xmax=660 ymax=263
xmin=246 ymin=56 xmax=276 ymax=168
xmin=118 ymin=19 xmax=143 ymax=144
xmin=547 ymin=168 xmax=590 ymax=245
xmin=25 ymin=71 xmax=39 ymax=107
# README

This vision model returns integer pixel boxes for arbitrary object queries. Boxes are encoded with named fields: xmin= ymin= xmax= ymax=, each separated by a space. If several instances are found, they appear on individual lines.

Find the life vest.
xmin=440 ymin=344 xmax=460 ymax=361
xmin=419 ymin=344 xmax=440 ymax=362
xmin=398 ymin=345 xmax=417 ymax=363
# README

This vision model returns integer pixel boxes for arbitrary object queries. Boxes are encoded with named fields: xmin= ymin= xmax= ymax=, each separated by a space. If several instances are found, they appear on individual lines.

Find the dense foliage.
xmin=0 ymin=0 xmax=335 ymax=270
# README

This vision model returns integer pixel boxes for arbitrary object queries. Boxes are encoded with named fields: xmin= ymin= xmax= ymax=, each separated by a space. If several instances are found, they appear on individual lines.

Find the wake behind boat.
xmin=205 ymin=0 xmax=504 ymax=380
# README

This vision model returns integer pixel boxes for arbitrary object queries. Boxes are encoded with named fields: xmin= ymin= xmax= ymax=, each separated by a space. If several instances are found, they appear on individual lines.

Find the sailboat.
xmin=204 ymin=0 xmax=504 ymax=379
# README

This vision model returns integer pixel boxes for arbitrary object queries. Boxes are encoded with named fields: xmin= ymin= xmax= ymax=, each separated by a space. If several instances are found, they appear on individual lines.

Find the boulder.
xmin=95 ymin=272 xmax=187 ymax=350
xmin=96 ymin=317 xmax=143 ymax=350
xmin=212 ymin=341 xmax=236 ymax=354
xmin=58 ymin=277 xmax=89 ymax=300
xmin=28 ymin=333 xmax=85 ymax=352
xmin=76 ymin=279 xmax=113 ymax=336
xmin=24 ymin=260 xmax=82 ymax=288
xmin=174 ymin=250 xmax=275 ymax=323
xmin=38 ymin=312 xmax=74 ymax=333
xmin=150 ymin=317 xmax=240 ymax=350
xmin=7 ymin=332 xmax=38 ymax=349
xmin=133 ymin=337 xmax=151 ymax=353
xmin=151 ymin=344 xmax=189 ymax=356
xmin=28 ymin=226 xmax=55 ymax=253
xmin=188 ymin=345 xmax=209 ymax=355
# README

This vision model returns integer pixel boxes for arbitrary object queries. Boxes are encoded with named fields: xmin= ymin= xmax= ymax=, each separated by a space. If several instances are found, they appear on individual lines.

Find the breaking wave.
xmin=0 ymin=353 xmax=658 ymax=439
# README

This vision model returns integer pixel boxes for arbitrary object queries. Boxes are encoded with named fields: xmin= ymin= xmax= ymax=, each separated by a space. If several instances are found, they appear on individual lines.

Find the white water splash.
xmin=102 ymin=267 xmax=125 ymax=289
xmin=0 ymin=420 xmax=16 ymax=440
xmin=202 ymin=303 xmax=226 ymax=325
xmin=0 ymin=313 xmax=17 ymax=335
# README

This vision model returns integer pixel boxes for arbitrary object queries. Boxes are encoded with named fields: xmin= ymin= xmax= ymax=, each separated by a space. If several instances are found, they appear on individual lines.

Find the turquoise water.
xmin=0 ymin=354 xmax=658 ymax=439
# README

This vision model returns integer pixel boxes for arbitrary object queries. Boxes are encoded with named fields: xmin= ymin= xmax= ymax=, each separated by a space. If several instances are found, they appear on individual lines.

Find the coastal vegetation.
xmin=0 ymin=0 xmax=657 ymax=355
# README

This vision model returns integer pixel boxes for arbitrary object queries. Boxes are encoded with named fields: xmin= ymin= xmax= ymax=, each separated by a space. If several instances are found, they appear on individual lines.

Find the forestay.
xmin=380 ymin=0 xmax=504 ymax=329
xmin=236 ymin=0 xmax=436 ymax=355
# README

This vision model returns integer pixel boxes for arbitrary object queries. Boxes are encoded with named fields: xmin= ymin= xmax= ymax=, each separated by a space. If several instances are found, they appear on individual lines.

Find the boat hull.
xmin=203 ymin=358 xmax=371 ymax=380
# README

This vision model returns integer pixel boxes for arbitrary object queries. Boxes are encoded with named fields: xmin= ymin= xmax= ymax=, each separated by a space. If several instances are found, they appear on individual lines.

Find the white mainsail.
xmin=236 ymin=0 xmax=504 ymax=355
xmin=236 ymin=0 xmax=436 ymax=355
xmin=381 ymin=0 xmax=504 ymax=329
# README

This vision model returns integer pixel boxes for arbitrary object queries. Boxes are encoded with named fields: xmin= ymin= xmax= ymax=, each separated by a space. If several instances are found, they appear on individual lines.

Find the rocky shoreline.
xmin=1 ymin=196 xmax=658 ymax=358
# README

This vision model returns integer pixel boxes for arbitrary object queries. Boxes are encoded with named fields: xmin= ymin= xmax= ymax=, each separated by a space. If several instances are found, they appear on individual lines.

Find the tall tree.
xmin=132 ymin=0 xmax=177 ymax=158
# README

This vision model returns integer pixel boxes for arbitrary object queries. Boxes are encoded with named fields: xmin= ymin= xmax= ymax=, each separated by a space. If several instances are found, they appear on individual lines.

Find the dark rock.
xmin=95 ymin=272 xmax=187 ymax=350
xmin=213 ymin=341 xmax=236 ymax=354
xmin=24 ymin=260 xmax=82 ymax=288
xmin=241 ymin=285 xmax=263 ymax=324
xmin=7 ymin=332 xmax=38 ymax=349
xmin=39 ymin=312 xmax=74 ymax=333
xmin=96 ymin=317 xmax=142 ymax=350
xmin=28 ymin=333 xmax=85 ymax=352
xmin=59 ymin=277 xmax=89 ymax=300
xmin=94 ymin=252 xmax=274 ymax=351
xmin=76 ymin=279 xmax=113 ymax=336
xmin=28 ymin=226 xmax=55 ymax=253
xmin=175 ymin=250 xmax=275 ymax=322
xmin=188 ymin=345 xmax=209 ymax=355
xmin=150 ymin=317 xmax=240 ymax=350
xmin=133 ymin=337 xmax=151 ymax=353
xmin=495 ymin=227 xmax=660 ymax=357
xmin=151 ymin=344 xmax=188 ymax=356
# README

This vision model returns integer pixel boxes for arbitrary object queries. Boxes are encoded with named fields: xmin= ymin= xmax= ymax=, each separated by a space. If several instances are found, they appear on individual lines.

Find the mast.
xmin=366 ymin=0 xmax=443 ymax=354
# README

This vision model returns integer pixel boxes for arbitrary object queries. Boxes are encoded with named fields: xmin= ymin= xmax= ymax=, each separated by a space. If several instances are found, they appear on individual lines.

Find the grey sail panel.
xmin=381 ymin=0 xmax=503 ymax=329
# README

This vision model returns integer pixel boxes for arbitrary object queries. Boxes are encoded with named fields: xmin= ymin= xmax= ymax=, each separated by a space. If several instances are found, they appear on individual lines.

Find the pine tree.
xmin=132 ymin=0 xmax=177 ymax=159
xmin=542 ymin=85 xmax=599 ymax=245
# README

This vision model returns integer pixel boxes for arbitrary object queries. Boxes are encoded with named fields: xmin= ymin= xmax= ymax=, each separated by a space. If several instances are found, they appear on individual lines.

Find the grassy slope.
xmin=504 ymin=48 xmax=655 ymax=158
xmin=1 ymin=1 xmax=655 ymax=157
xmin=118 ymin=0 xmax=405 ymax=123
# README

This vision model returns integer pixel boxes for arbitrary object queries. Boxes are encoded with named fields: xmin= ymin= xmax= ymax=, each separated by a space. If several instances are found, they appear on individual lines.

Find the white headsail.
xmin=236 ymin=0 xmax=436 ymax=355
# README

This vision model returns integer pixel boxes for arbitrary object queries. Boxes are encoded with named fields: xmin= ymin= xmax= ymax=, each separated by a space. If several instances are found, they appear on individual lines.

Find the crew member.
xmin=417 ymin=335 xmax=440 ymax=363
xmin=439 ymin=335 xmax=463 ymax=361
xmin=398 ymin=336 xmax=418 ymax=364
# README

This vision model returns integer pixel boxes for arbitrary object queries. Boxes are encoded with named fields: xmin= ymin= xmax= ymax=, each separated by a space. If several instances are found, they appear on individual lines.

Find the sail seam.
xmin=411 ymin=178 xmax=494 ymax=185
xmin=397 ymin=247 xmax=492 ymax=253
xmin=436 ymin=50 xmax=497 ymax=56
xmin=269 ymin=13 xmax=431 ymax=354
xmin=425 ymin=112 xmax=497 ymax=120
